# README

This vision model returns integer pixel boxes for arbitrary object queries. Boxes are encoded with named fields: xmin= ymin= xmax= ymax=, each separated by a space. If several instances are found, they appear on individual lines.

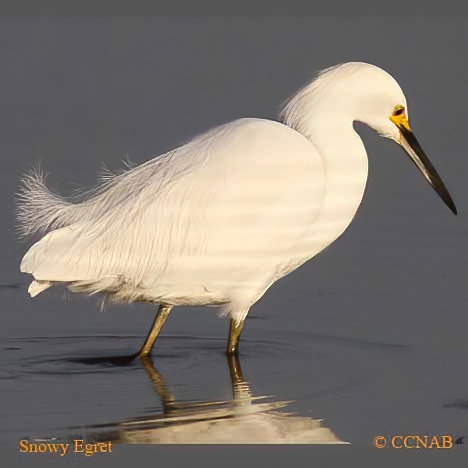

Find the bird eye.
xmin=393 ymin=106 xmax=405 ymax=116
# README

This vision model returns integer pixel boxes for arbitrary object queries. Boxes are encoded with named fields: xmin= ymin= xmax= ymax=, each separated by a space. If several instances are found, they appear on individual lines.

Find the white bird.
xmin=17 ymin=62 xmax=457 ymax=358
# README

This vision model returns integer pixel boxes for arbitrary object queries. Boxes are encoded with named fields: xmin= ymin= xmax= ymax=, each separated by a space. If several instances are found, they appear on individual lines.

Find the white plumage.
xmin=17 ymin=62 xmax=456 ymax=356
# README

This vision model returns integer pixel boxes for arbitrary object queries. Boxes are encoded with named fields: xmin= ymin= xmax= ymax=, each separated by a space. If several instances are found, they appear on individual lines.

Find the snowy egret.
xmin=17 ymin=62 xmax=457 ymax=357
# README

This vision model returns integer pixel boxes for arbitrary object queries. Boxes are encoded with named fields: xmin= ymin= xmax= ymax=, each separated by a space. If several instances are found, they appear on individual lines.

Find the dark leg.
xmin=227 ymin=352 xmax=251 ymax=403
xmin=226 ymin=318 xmax=245 ymax=355
xmin=227 ymin=352 xmax=246 ymax=386
xmin=137 ymin=303 xmax=172 ymax=357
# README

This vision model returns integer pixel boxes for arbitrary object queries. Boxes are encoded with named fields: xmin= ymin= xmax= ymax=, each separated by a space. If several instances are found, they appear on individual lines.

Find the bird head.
xmin=330 ymin=62 xmax=458 ymax=215
xmin=280 ymin=62 xmax=457 ymax=215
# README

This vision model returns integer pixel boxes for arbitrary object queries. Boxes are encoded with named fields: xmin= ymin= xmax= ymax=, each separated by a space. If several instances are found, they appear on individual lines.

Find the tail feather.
xmin=28 ymin=280 xmax=52 ymax=297
xmin=15 ymin=167 xmax=80 ymax=239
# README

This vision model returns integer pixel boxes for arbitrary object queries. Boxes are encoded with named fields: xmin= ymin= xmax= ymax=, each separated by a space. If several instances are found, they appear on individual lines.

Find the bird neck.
xmin=280 ymin=97 xmax=369 ymax=248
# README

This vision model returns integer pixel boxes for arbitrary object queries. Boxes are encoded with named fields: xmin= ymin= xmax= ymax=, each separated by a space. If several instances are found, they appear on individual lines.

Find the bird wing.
xmin=21 ymin=118 xmax=326 ymax=300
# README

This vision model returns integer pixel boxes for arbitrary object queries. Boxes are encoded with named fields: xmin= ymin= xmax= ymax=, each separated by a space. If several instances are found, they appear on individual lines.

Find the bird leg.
xmin=227 ymin=353 xmax=251 ymax=403
xmin=137 ymin=303 xmax=172 ymax=357
xmin=227 ymin=352 xmax=245 ymax=384
xmin=226 ymin=318 xmax=245 ymax=355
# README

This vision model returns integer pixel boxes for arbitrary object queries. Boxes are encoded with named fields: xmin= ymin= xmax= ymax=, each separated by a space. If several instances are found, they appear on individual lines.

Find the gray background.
xmin=1 ymin=14 xmax=467 ymax=456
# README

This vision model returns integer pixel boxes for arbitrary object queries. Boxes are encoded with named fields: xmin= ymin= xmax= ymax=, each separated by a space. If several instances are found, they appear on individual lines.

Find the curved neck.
xmin=281 ymin=100 xmax=369 ymax=249
xmin=314 ymin=121 xmax=369 ymax=241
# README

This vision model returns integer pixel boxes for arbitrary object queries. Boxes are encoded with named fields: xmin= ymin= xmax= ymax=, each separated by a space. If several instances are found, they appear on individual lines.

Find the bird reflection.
xmin=86 ymin=354 xmax=345 ymax=444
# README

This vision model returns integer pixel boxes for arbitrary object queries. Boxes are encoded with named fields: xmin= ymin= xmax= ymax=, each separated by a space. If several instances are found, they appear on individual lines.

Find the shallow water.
xmin=2 ymin=279 xmax=468 ymax=446
xmin=1 ymin=17 xmax=468 ymax=449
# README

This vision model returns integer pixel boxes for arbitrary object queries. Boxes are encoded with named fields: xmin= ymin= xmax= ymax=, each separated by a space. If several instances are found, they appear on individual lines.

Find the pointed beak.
xmin=390 ymin=112 xmax=457 ymax=215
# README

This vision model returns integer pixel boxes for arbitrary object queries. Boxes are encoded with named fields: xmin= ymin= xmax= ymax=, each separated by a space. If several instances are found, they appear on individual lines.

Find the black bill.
xmin=398 ymin=125 xmax=457 ymax=215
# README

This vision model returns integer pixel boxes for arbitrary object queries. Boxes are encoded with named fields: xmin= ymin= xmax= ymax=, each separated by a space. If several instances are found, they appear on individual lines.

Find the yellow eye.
xmin=393 ymin=105 xmax=405 ymax=116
